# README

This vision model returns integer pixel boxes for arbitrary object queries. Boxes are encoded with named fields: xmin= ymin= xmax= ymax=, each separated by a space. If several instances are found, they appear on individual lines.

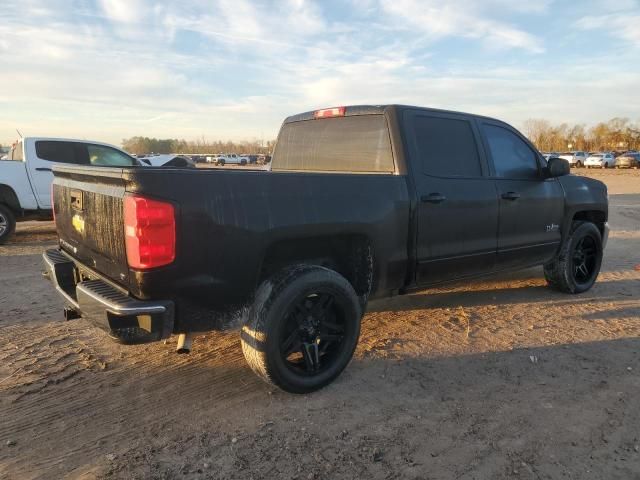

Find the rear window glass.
xmin=272 ymin=115 xmax=394 ymax=173
xmin=9 ymin=142 xmax=23 ymax=161
xmin=411 ymin=115 xmax=481 ymax=177
xmin=35 ymin=141 xmax=79 ymax=164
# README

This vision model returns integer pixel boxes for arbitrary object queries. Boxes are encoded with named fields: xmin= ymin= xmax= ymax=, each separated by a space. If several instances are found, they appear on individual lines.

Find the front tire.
xmin=544 ymin=221 xmax=603 ymax=294
xmin=576 ymin=161 xmax=583 ymax=168
xmin=241 ymin=265 xmax=362 ymax=393
xmin=0 ymin=204 xmax=16 ymax=245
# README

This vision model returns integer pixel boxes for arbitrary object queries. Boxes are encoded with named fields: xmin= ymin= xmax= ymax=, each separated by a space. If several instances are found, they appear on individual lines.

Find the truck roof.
xmin=284 ymin=104 xmax=506 ymax=124
xmin=19 ymin=137 xmax=125 ymax=150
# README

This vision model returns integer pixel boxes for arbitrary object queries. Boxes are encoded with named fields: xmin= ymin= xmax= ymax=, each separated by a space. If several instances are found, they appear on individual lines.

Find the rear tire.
xmin=544 ymin=221 xmax=603 ymax=294
xmin=241 ymin=265 xmax=362 ymax=393
xmin=0 ymin=204 xmax=16 ymax=245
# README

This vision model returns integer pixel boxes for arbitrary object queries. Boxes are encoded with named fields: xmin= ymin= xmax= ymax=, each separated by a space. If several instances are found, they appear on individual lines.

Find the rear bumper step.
xmin=43 ymin=248 xmax=174 ymax=344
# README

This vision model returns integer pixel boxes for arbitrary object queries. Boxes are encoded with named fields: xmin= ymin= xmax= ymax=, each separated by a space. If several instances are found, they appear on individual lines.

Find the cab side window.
xmin=483 ymin=124 xmax=539 ymax=179
xmin=412 ymin=115 xmax=482 ymax=177
xmin=35 ymin=141 xmax=83 ymax=164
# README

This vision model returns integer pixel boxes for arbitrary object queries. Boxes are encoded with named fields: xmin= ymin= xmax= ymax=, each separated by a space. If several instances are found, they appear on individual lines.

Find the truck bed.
xmin=51 ymin=164 xmax=411 ymax=332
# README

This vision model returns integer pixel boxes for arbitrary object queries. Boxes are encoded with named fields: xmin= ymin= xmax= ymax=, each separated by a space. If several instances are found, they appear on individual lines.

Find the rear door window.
xmin=273 ymin=115 xmax=394 ymax=173
xmin=410 ymin=115 xmax=482 ymax=177
xmin=35 ymin=141 xmax=82 ymax=164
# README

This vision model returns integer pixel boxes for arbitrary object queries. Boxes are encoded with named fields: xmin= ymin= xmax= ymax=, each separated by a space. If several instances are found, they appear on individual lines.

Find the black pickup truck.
xmin=43 ymin=105 xmax=608 ymax=393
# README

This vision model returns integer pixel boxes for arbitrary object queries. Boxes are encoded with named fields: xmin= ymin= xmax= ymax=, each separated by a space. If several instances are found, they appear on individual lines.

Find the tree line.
xmin=121 ymin=136 xmax=276 ymax=156
xmin=522 ymin=117 xmax=640 ymax=153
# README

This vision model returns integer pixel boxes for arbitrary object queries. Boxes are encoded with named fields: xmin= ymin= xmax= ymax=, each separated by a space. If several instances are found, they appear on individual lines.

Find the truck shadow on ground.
xmin=367 ymin=276 xmax=638 ymax=312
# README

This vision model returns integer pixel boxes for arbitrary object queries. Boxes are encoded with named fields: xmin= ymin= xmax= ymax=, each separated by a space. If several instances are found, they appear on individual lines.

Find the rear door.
xmin=479 ymin=121 xmax=564 ymax=269
xmin=405 ymin=110 xmax=499 ymax=284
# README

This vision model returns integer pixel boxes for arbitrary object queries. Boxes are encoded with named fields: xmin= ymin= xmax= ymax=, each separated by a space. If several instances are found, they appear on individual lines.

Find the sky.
xmin=1 ymin=0 xmax=639 ymax=147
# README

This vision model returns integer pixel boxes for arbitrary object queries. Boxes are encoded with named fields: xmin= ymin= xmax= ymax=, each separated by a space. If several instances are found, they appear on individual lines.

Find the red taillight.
xmin=124 ymin=195 xmax=175 ymax=269
xmin=313 ymin=106 xmax=346 ymax=118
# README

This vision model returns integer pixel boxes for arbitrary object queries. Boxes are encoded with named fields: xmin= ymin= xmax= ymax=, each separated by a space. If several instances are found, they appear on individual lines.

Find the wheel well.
xmin=0 ymin=185 xmax=21 ymax=214
xmin=573 ymin=210 xmax=606 ymax=236
xmin=259 ymin=235 xmax=374 ymax=297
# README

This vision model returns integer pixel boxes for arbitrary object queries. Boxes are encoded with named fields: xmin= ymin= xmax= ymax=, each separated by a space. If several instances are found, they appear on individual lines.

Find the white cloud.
xmin=379 ymin=0 xmax=545 ymax=53
xmin=98 ymin=0 xmax=148 ymax=23
xmin=576 ymin=13 xmax=640 ymax=47
xmin=0 ymin=0 xmax=639 ymax=146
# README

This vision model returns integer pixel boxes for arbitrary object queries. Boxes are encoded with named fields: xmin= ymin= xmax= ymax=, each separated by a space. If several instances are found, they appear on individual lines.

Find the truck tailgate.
xmin=52 ymin=166 xmax=129 ymax=286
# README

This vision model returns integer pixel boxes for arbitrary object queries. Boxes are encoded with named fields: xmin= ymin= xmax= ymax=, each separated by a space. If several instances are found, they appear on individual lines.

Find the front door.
xmin=405 ymin=110 xmax=499 ymax=285
xmin=479 ymin=121 xmax=564 ymax=269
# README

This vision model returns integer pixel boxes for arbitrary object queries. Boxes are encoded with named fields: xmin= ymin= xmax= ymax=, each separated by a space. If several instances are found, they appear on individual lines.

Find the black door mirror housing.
xmin=546 ymin=157 xmax=570 ymax=177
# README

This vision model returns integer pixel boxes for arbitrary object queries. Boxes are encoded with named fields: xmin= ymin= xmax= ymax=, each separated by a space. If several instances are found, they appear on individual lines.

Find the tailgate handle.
xmin=70 ymin=190 xmax=84 ymax=211
xmin=501 ymin=191 xmax=521 ymax=201
xmin=36 ymin=167 xmax=52 ymax=172
xmin=421 ymin=193 xmax=446 ymax=204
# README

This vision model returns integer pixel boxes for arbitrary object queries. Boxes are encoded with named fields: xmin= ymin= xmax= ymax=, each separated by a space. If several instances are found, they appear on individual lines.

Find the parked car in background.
xmin=223 ymin=154 xmax=250 ymax=165
xmin=206 ymin=154 xmax=225 ymax=165
xmin=614 ymin=152 xmax=640 ymax=169
xmin=138 ymin=154 xmax=195 ymax=168
xmin=245 ymin=154 xmax=259 ymax=164
xmin=558 ymin=151 xmax=588 ymax=168
xmin=0 ymin=137 xmax=139 ymax=244
xmin=257 ymin=154 xmax=272 ymax=165
xmin=585 ymin=153 xmax=615 ymax=168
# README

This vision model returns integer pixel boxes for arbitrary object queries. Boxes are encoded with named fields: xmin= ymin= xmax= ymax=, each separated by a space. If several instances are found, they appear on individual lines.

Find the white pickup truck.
xmin=0 ymin=137 xmax=138 ymax=244
xmin=205 ymin=153 xmax=250 ymax=166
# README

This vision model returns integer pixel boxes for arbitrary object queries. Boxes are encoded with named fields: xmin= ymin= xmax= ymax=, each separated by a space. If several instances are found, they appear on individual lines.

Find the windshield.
xmin=590 ymin=154 xmax=604 ymax=158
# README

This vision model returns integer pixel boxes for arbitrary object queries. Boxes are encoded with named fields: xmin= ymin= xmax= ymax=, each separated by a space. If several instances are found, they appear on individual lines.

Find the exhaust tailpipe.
xmin=63 ymin=307 xmax=81 ymax=321
xmin=176 ymin=333 xmax=193 ymax=354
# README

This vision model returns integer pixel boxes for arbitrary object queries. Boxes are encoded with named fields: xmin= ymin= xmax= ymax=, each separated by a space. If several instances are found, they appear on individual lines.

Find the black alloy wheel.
xmin=571 ymin=234 xmax=598 ymax=287
xmin=241 ymin=265 xmax=362 ymax=393
xmin=279 ymin=292 xmax=346 ymax=375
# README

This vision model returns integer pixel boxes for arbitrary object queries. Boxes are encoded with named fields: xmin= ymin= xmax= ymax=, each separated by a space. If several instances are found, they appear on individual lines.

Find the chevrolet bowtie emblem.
xmin=72 ymin=214 xmax=85 ymax=234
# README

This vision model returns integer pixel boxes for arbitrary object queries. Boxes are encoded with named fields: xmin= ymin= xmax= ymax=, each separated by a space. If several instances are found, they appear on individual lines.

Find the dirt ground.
xmin=1 ymin=170 xmax=639 ymax=480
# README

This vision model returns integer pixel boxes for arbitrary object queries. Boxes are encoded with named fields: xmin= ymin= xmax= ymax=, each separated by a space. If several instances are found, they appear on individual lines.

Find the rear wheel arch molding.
xmin=0 ymin=184 xmax=21 ymax=214
xmin=258 ymin=234 xmax=376 ymax=301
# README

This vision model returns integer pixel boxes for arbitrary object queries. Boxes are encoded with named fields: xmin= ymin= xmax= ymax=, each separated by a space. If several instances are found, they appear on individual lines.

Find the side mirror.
xmin=546 ymin=157 xmax=570 ymax=177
